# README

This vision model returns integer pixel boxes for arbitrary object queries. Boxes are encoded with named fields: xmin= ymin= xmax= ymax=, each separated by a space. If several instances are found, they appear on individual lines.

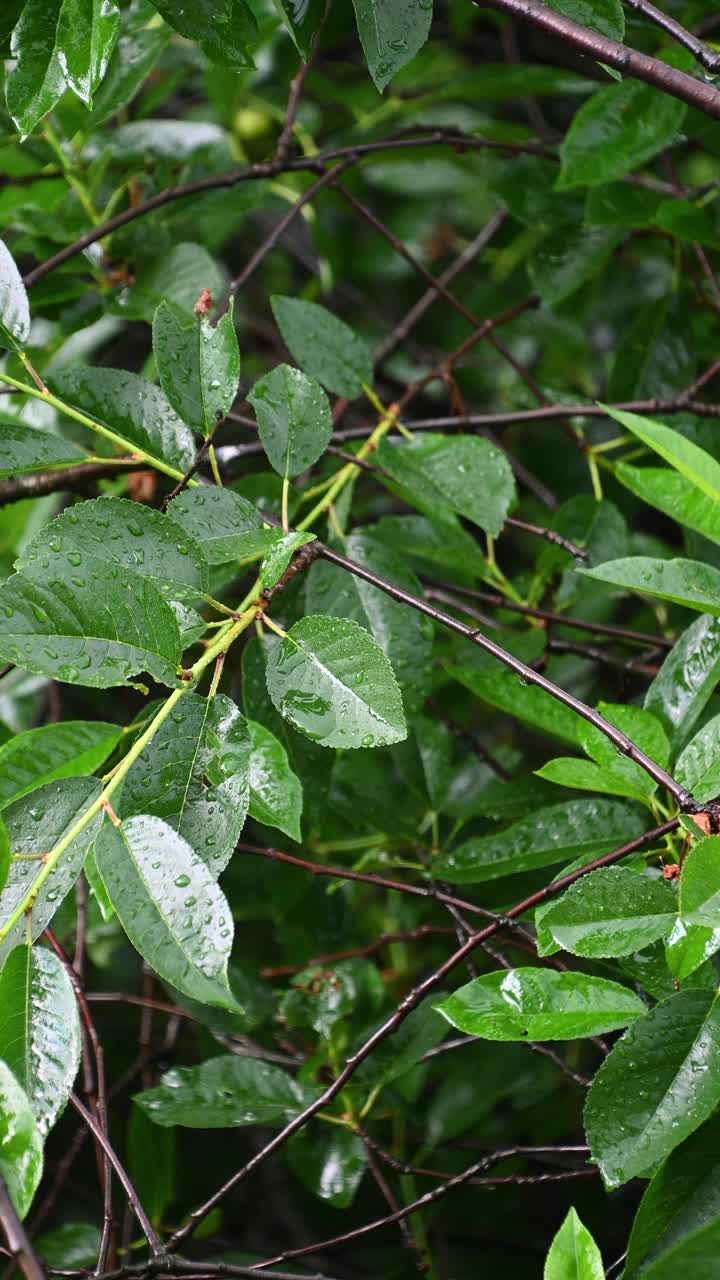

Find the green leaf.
xmin=134 ymin=1054 xmax=316 ymax=1127
xmin=581 ymin=557 xmax=720 ymax=616
xmin=544 ymin=1208 xmax=605 ymax=1280
xmin=5 ymin=0 xmax=66 ymax=138
xmin=546 ymin=0 xmax=622 ymax=38
xmin=117 ymin=693 xmax=251 ymax=874
xmin=50 ymin=367 xmax=196 ymax=474
xmin=95 ymin=816 xmax=239 ymax=1010
xmin=266 ymin=615 xmax=407 ymax=750
xmin=0 ymin=558 xmax=182 ymax=689
xmin=528 ymin=225 xmax=621 ymax=305
xmin=604 ymin=407 xmax=720 ymax=504
xmin=0 ymin=778 xmax=101 ymax=966
xmin=608 ymin=297 xmax=692 ymax=403
xmin=536 ymin=757 xmax=655 ymax=804
xmin=446 ymin=665 xmax=584 ymax=747
xmin=306 ymin=529 xmax=433 ymax=710
xmin=274 ymin=0 xmax=325 ymax=58
xmin=259 ymin=532 xmax=315 ymax=591
xmin=675 ymin=715 xmax=720 ymax=802
xmin=645 ymin=615 xmax=720 ymax=745
xmin=271 ymin=296 xmax=373 ymax=398
xmin=167 ymin=487 xmax=276 ymax=565
xmin=0 ymin=418 xmax=86 ymax=477
xmin=577 ymin=702 xmax=669 ymax=799
xmin=34 ymin=1223 xmax=100 ymax=1269
xmin=287 ymin=1125 xmax=366 ymax=1209
xmin=558 ymin=80 xmax=686 ymax=189
xmin=85 ymin=5 xmax=170 ymax=127
xmin=542 ymin=867 xmax=677 ymax=957
xmin=56 ymin=0 xmax=121 ymax=104
xmin=17 ymin=496 xmax=208 ymax=602
xmin=153 ymin=300 xmax=240 ymax=435
xmin=0 ymin=1060 xmax=43 ymax=1219
xmin=247 ymin=719 xmax=303 ymax=841
xmin=624 ymin=1113 xmax=720 ymax=1278
xmin=351 ymin=0 xmax=433 ymax=91
xmin=679 ymin=837 xmax=720 ymax=930
xmin=375 ymin=433 xmax=516 ymax=537
xmin=436 ymin=969 xmax=645 ymax=1041
xmin=0 ymin=720 xmax=121 ymax=809
xmin=0 ymin=944 xmax=81 ymax=1137
xmin=584 ymin=989 xmax=720 ymax=1187
xmin=375 ymin=513 xmax=487 ymax=577
xmin=150 ymin=0 xmax=258 ymax=68
xmin=0 ymin=240 xmax=30 ymax=351
xmin=433 ymin=799 xmax=644 ymax=883
xmin=248 ymin=363 xmax=332 ymax=480
xmin=616 ymin=464 xmax=720 ymax=547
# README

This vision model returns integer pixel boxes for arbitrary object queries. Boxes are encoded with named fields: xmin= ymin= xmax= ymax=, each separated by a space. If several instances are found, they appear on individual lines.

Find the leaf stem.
xmin=0 ymin=372 xmax=190 ymax=484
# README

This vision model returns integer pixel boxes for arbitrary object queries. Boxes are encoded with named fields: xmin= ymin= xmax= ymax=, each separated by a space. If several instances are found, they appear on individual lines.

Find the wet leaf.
xmin=56 ymin=0 xmax=120 ymax=104
xmin=375 ymin=433 xmax=515 ymax=537
xmin=0 ymin=720 xmax=121 ymax=809
xmin=585 ymin=989 xmax=720 ymax=1187
xmin=134 ymin=1054 xmax=316 ymax=1127
xmin=95 ymin=816 xmax=240 ymax=1009
xmin=265 ymin=615 xmax=406 ymax=749
xmin=581 ymin=557 xmax=720 ymax=616
xmin=351 ymin=0 xmax=433 ymax=91
xmin=0 ymin=1060 xmax=43 ymax=1219
xmin=271 ymin=297 xmax=373 ymax=398
xmin=5 ymin=0 xmax=66 ymax=138
xmin=0 ymin=419 xmax=85 ymax=476
xmin=558 ymin=80 xmax=686 ymax=188
xmin=436 ymin=969 xmax=645 ymax=1040
xmin=544 ymin=1208 xmax=605 ymax=1279
xmin=117 ymin=693 xmax=251 ymax=875
xmin=0 ymin=240 xmax=30 ymax=350
xmin=247 ymin=719 xmax=302 ymax=841
xmin=153 ymin=300 xmax=240 ymax=435
xmin=248 ymin=363 xmax=332 ymax=478
xmin=542 ymin=867 xmax=677 ymax=958
xmin=0 ymin=944 xmax=81 ymax=1137
xmin=645 ymin=615 xmax=720 ymax=746
xmin=167 ymin=486 xmax=277 ymax=565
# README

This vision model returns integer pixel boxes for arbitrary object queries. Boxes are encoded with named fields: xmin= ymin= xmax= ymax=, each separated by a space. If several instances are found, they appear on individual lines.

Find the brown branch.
xmin=260 ymin=924 xmax=455 ymax=977
xmin=480 ymin=0 xmax=720 ymax=117
xmin=504 ymin=516 xmax=588 ymax=559
xmin=0 ymin=459 xmax=141 ymax=503
xmin=69 ymin=1095 xmax=164 ymax=1259
xmin=252 ymin=1151 xmax=599 ymax=1268
xmin=394 ymin=397 xmax=720 ymax=431
xmin=0 ymin=1176 xmax=45 ymax=1280
xmin=318 ymin=545 xmax=692 ymax=806
xmin=22 ymin=131 xmax=554 ymax=289
xmin=424 ymin=583 xmax=674 ymax=648
xmin=167 ymin=817 xmax=675 ymax=1249
xmin=623 ymin=0 xmax=720 ymax=72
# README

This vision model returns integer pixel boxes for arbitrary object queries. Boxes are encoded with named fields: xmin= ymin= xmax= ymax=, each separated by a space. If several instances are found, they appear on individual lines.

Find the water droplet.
xmin=174 ymin=873 xmax=191 ymax=888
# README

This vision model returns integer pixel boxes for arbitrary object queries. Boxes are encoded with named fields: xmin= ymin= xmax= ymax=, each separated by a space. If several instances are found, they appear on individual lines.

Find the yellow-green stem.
xmin=0 ymin=606 xmax=257 ymax=947
xmin=0 ymin=372 xmax=192 ymax=485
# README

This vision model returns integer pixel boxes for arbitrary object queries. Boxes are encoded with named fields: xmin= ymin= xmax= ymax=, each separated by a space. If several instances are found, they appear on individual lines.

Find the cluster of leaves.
xmin=3 ymin=0 xmax=720 ymax=1277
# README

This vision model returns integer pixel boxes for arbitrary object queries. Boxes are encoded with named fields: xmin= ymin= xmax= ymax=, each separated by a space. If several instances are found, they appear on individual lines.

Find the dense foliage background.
xmin=2 ymin=1 xmax=720 ymax=1277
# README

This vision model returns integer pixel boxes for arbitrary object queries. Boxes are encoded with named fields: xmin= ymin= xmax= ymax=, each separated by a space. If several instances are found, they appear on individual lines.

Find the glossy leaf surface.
xmin=436 ymin=969 xmax=645 ymax=1040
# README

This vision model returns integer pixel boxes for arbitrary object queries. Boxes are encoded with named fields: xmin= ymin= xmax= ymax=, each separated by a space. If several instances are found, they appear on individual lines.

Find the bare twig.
xmin=0 ymin=1177 xmax=45 ymax=1280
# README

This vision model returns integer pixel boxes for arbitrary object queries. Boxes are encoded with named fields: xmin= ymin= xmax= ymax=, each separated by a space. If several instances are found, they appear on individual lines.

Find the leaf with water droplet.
xmin=153 ymin=298 xmax=240 ymax=434
xmin=5 ymin=0 xmax=66 ymax=138
xmin=542 ymin=866 xmax=677 ymax=957
xmin=581 ymin=556 xmax=720 ymax=616
xmin=0 ymin=719 xmax=121 ymax=811
xmin=585 ymin=989 xmax=720 ymax=1187
xmin=0 ymin=1059 xmax=43 ymax=1219
xmin=150 ymin=0 xmax=257 ymax=69
xmin=0 ymin=778 xmax=101 ymax=967
xmin=266 ymin=614 xmax=406 ymax=749
xmin=134 ymin=1053 xmax=317 ymax=1128
xmin=259 ymin=531 xmax=315 ymax=591
xmin=350 ymin=0 xmax=433 ymax=91
xmin=166 ymin=486 xmax=278 ymax=565
xmin=0 ymin=239 xmax=31 ymax=350
xmin=247 ymin=719 xmax=302 ymax=841
xmin=0 ymin=555 xmax=182 ymax=689
xmin=95 ymin=815 xmax=240 ymax=1010
xmin=436 ymin=967 xmax=646 ymax=1041
xmin=249 ymin=362 xmax=332 ymax=478
xmin=434 ymin=798 xmax=645 ymax=883
xmin=0 ymin=944 xmax=81 ymax=1138
xmin=117 ymin=693 xmax=250 ymax=875
xmin=271 ymin=298 xmax=372 ymax=398
xmin=55 ymin=0 xmax=121 ymax=106
xmin=375 ymin=433 xmax=516 ymax=537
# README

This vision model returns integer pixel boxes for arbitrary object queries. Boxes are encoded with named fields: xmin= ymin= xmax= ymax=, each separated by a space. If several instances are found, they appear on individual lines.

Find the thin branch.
xmin=481 ymin=0 xmax=720 ymax=118
xmin=69 ymin=1095 xmax=163 ymax=1259
xmin=392 ymin=397 xmax=720 ymax=431
xmin=0 ymin=1176 xmax=45 ymax=1280
xmin=167 ymin=818 xmax=675 ymax=1249
xmin=623 ymin=0 xmax=720 ymax=72
xmin=252 ymin=1152 xmax=599 ymax=1268
xmin=318 ymin=545 xmax=693 ymax=807
xmin=22 ymin=131 xmax=554 ymax=288
xmin=424 ymin=583 xmax=674 ymax=649
xmin=260 ymin=924 xmax=454 ymax=977
xmin=504 ymin=516 xmax=588 ymax=559
xmin=0 ymin=458 xmax=141 ymax=503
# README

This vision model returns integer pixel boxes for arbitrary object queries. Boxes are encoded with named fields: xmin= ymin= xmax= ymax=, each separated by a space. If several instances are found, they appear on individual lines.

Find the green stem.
xmin=0 ymin=607 xmax=256 ymax=948
xmin=0 ymin=372 xmax=191 ymax=485
xmin=281 ymin=475 xmax=290 ymax=532
xmin=297 ymin=403 xmax=397 ymax=533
